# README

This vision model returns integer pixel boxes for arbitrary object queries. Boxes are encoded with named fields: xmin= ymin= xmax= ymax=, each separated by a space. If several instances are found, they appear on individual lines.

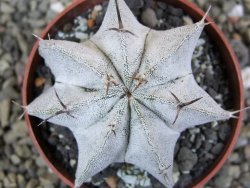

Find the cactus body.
xmin=27 ymin=0 xmax=234 ymax=187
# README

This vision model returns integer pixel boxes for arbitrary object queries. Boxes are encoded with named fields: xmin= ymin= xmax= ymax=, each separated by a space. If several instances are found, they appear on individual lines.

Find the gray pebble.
xmin=174 ymin=174 xmax=192 ymax=188
xmin=203 ymin=128 xmax=218 ymax=142
xmin=38 ymin=1 xmax=50 ymax=12
xmin=0 ymin=60 xmax=10 ymax=75
xmin=241 ymin=124 xmax=250 ymax=138
xmin=1 ymin=2 xmax=15 ymax=14
xmin=166 ymin=6 xmax=183 ymax=17
xmin=245 ymin=28 xmax=250 ymax=44
xmin=35 ymin=157 xmax=46 ymax=168
xmin=222 ymin=1 xmax=236 ymax=13
xmin=156 ymin=9 xmax=164 ymax=19
xmin=3 ymin=121 xmax=27 ymax=144
xmin=214 ymin=175 xmax=233 ymax=188
xmin=125 ymin=0 xmax=144 ymax=9
xmin=63 ymin=23 xmax=73 ymax=33
xmin=218 ymin=14 xmax=227 ymax=23
xmin=141 ymin=8 xmax=158 ymax=28
xmin=231 ymin=39 xmax=249 ymax=68
xmin=240 ymin=162 xmax=249 ymax=172
xmin=157 ymin=2 xmax=167 ymax=10
xmin=10 ymin=154 xmax=21 ymax=165
xmin=203 ymin=141 xmax=213 ymax=151
xmin=219 ymin=124 xmax=231 ymax=141
xmin=177 ymin=147 xmax=198 ymax=172
xmin=244 ymin=145 xmax=250 ymax=159
xmin=16 ymin=0 xmax=29 ymax=13
xmin=29 ymin=11 xmax=42 ymax=19
xmin=0 ymin=99 xmax=10 ymax=127
xmin=0 ymin=87 xmax=19 ymax=100
xmin=194 ymin=134 xmax=203 ymax=149
xmin=228 ymin=165 xmax=241 ymax=178
xmin=17 ymin=174 xmax=25 ymax=188
xmin=2 ymin=77 xmax=16 ymax=89
xmin=3 ymin=173 xmax=16 ymax=187
xmin=40 ymin=173 xmax=60 ymax=185
xmin=196 ymin=0 xmax=206 ymax=8
xmin=30 ymin=0 xmax=37 ymax=11
xmin=211 ymin=6 xmax=221 ymax=18
xmin=0 ymin=171 xmax=5 ymax=180
xmin=236 ymin=137 xmax=248 ymax=148
xmin=211 ymin=143 xmax=224 ymax=155
xmin=244 ymin=0 xmax=250 ymax=12
xmin=8 ymin=173 xmax=17 ymax=186
xmin=239 ymin=172 xmax=250 ymax=187
xmin=21 ymin=145 xmax=32 ymax=158
xmin=27 ymin=19 xmax=46 ymax=28
xmin=39 ymin=177 xmax=54 ymax=188
xmin=199 ymin=152 xmax=215 ymax=163
xmin=95 ymin=13 xmax=105 ymax=26
xmin=26 ymin=179 xmax=39 ymax=188
xmin=228 ymin=152 xmax=242 ymax=163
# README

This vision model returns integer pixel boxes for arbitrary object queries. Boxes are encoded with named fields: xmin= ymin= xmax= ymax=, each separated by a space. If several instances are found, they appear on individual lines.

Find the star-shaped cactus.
xmin=26 ymin=0 xmax=237 ymax=187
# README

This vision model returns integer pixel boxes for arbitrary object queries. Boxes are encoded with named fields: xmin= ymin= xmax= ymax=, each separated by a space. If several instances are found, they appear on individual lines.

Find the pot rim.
xmin=22 ymin=0 xmax=244 ymax=187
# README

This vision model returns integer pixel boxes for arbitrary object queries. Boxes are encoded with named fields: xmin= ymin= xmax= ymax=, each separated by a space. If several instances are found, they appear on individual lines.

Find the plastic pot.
xmin=22 ymin=0 xmax=244 ymax=187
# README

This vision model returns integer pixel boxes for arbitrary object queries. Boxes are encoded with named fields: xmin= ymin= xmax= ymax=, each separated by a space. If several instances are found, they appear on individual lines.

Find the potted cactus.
xmin=22 ymin=0 xmax=244 ymax=187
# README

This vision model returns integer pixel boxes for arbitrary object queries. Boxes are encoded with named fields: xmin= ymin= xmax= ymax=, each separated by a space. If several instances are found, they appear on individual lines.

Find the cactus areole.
xmin=25 ymin=0 xmax=241 ymax=187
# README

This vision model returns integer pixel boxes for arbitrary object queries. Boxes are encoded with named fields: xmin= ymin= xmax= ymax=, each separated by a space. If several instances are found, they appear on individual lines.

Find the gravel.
xmin=141 ymin=8 xmax=159 ymax=27
xmin=177 ymin=147 xmax=198 ymax=172
xmin=1 ymin=0 xmax=250 ymax=187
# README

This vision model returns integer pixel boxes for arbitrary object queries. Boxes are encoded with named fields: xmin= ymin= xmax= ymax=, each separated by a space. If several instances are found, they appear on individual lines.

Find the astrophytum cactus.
xmin=26 ymin=0 xmax=239 ymax=187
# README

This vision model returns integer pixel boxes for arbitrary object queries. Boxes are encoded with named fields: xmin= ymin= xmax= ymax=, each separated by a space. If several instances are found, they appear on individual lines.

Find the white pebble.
xmin=70 ymin=159 xmax=76 ymax=167
xmin=182 ymin=170 xmax=190 ymax=174
xmin=173 ymin=171 xmax=180 ymax=183
xmin=211 ymin=121 xmax=218 ymax=127
xmin=94 ymin=5 xmax=102 ymax=12
xmin=50 ymin=2 xmax=65 ymax=13
xmin=58 ymin=134 xmax=64 ymax=139
xmin=75 ymin=32 xmax=89 ymax=40
xmin=228 ymin=4 xmax=244 ymax=17
xmin=196 ymin=39 xmax=206 ymax=47
xmin=241 ymin=67 xmax=250 ymax=89
xmin=190 ymin=134 xmax=196 ymax=142
xmin=75 ymin=18 xmax=88 ymax=32
xmin=58 ymin=31 xmax=65 ymax=38
xmin=183 ymin=16 xmax=193 ymax=25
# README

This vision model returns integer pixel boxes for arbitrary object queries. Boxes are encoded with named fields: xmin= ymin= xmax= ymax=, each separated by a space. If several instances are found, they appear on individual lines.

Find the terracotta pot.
xmin=22 ymin=0 xmax=244 ymax=187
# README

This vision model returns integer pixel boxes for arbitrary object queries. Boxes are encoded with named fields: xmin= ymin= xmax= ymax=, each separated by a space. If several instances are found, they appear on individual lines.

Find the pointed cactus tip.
xmin=37 ymin=120 xmax=46 ymax=127
xmin=204 ymin=21 xmax=215 ymax=26
xmin=12 ymin=100 xmax=27 ymax=120
xmin=32 ymin=33 xmax=43 ymax=41
xmin=230 ymin=106 xmax=250 ymax=117
xmin=12 ymin=100 xmax=26 ymax=109
xmin=201 ymin=5 xmax=212 ymax=23
xmin=48 ymin=33 xmax=51 ymax=40
xmin=18 ymin=111 xmax=26 ymax=120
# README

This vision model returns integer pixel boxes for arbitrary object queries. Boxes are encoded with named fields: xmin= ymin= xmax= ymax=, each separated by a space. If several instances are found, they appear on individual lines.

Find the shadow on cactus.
xmin=23 ymin=0 xmax=242 ymax=187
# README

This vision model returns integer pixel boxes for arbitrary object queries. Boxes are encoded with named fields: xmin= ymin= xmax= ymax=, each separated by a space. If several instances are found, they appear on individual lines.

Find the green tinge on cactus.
xmin=26 ymin=0 xmax=236 ymax=187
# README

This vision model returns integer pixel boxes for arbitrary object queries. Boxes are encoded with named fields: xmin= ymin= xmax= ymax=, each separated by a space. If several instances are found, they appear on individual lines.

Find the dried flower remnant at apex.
xmin=25 ymin=0 xmax=241 ymax=187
